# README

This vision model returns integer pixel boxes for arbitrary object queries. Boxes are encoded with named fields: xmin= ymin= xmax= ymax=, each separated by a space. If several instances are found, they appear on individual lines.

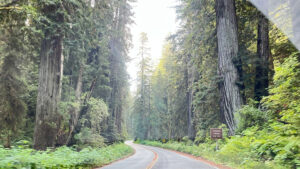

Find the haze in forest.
xmin=128 ymin=0 xmax=178 ymax=92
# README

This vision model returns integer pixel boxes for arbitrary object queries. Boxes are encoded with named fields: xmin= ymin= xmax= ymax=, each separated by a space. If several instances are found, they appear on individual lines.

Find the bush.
xmin=0 ymin=143 xmax=133 ymax=168
xmin=263 ymin=55 xmax=300 ymax=130
xmin=236 ymin=99 xmax=270 ymax=133
xmin=74 ymin=127 xmax=105 ymax=148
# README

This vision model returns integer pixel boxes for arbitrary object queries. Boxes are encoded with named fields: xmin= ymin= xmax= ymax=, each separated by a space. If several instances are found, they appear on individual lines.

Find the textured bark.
xmin=108 ymin=2 xmax=126 ymax=136
xmin=215 ymin=0 xmax=242 ymax=135
xmin=254 ymin=13 xmax=270 ymax=101
xmin=187 ymin=59 xmax=195 ymax=139
xmin=33 ymin=3 xmax=64 ymax=149
xmin=109 ymin=37 xmax=123 ymax=136
xmin=4 ymin=131 xmax=11 ymax=148
xmin=33 ymin=35 xmax=64 ymax=150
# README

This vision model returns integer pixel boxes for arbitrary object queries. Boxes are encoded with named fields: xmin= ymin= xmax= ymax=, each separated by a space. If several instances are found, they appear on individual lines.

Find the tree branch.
xmin=0 ymin=6 xmax=22 ymax=10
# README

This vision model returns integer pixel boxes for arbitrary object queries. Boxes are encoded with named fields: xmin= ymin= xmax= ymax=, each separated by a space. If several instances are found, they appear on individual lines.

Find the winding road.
xmin=100 ymin=141 xmax=218 ymax=169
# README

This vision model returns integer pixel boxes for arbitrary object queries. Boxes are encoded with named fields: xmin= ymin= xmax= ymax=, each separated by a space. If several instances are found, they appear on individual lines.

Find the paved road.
xmin=100 ymin=141 xmax=217 ymax=169
xmin=100 ymin=141 xmax=155 ymax=169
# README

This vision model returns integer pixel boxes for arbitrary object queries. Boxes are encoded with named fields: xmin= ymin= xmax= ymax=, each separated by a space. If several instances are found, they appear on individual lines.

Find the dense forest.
xmin=0 ymin=0 xmax=133 ymax=150
xmin=0 ymin=0 xmax=299 ymax=168
xmin=131 ymin=0 xmax=299 ymax=168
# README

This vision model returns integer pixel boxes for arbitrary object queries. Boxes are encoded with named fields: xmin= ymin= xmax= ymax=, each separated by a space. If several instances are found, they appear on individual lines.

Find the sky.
xmin=127 ymin=0 xmax=179 ymax=92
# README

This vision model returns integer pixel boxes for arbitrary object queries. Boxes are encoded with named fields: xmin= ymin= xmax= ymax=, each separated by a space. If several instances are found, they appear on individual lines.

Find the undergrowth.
xmin=0 ymin=143 xmax=133 ymax=169
xmin=136 ymin=131 xmax=299 ymax=169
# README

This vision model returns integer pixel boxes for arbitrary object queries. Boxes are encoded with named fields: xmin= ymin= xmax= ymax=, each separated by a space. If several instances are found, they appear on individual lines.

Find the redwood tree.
xmin=215 ymin=0 xmax=243 ymax=135
xmin=33 ymin=1 xmax=64 ymax=150
xmin=254 ymin=13 xmax=270 ymax=102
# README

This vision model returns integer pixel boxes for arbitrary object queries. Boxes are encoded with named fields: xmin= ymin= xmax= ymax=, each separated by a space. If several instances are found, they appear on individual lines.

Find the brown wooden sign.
xmin=210 ymin=128 xmax=223 ymax=139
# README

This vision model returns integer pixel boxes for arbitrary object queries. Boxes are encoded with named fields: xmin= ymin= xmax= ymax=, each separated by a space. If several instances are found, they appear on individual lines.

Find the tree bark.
xmin=33 ymin=4 xmax=64 ymax=150
xmin=33 ymin=35 xmax=64 ymax=150
xmin=4 ymin=130 xmax=11 ymax=148
xmin=215 ymin=0 xmax=242 ymax=135
xmin=187 ymin=57 xmax=195 ymax=139
xmin=254 ymin=13 xmax=270 ymax=102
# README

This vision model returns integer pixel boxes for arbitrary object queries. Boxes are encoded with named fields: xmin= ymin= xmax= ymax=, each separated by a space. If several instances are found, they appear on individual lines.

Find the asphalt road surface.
xmin=100 ymin=141 xmax=217 ymax=169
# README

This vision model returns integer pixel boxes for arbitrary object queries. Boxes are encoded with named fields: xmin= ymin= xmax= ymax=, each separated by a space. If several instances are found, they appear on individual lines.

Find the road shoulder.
xmin=95 ymin=142 xmax=136 ymax=169
xmin=138 ymin=143 xmax=232 ymax=169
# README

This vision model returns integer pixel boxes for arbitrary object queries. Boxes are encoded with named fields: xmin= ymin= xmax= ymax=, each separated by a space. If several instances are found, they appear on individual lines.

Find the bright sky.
xmin=127 ymin=0 xmax=179 ymax=92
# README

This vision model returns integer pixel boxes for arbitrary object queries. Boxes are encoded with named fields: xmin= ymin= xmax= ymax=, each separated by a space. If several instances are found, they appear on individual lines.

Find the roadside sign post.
xmin=210 ymin=128 xmax=223 ymax=151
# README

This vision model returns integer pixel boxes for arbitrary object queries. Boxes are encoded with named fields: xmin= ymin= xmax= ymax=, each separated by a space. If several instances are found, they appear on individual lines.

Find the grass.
xmin=0 ymin=143 xmax=133 ymax=169
xmin=136 ymin=140 xmax=288 ymax=169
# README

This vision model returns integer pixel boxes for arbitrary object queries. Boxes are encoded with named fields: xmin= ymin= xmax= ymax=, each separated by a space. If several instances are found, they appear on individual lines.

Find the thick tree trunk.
xmin=33 ymin=2 xmax=65 ymax=150
xmin=215 ymin=0 xmax=242 ymax=135
xmin=4 ymin=130 xmax=11 ymax=148
xmin=33 ymin=35 xmax=64 ymax=150
xmin=108 ymin=38 xmax=121 ymax=139
xmin=254 ymin=13 xmax=270 ymax=101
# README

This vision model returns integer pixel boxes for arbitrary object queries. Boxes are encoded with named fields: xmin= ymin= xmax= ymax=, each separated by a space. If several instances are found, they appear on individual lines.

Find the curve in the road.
xmin=100 ymin=141 xmax=219 ymax=169
xmin=99 ymin=141 xmax=156 ymax=169
xmin=143 ymin=146 xmax=158 ymax=169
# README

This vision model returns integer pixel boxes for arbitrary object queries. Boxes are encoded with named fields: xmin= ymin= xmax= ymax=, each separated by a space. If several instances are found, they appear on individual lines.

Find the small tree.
xmin=75 ymin=97 xmax=109 ymax=147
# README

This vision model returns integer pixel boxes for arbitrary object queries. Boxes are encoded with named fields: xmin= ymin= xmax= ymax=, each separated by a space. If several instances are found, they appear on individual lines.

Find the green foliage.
xmin=139 ymin=53 xmax=300 ymax=168
xmin=86 ymin=97 xmax=109 ymax=129
xmin=0 ymin=143 xmax=133 ymax=168
xmin=74 ymin=127 xmax=105 ymax=148
xmin=132 ymin=32 xmax=154 ymax=140
xmin=263 ymin=55 xmax=300 ymax=130
xmin=138 ymin=140 xmax=288 ymax=169
xmin=75 ymin=97 xmax=109 ymax=147
xmin=236 ymin=99 xmax=270 ymax=133
xmin=0 ymin=1 xmax=31 ymax=147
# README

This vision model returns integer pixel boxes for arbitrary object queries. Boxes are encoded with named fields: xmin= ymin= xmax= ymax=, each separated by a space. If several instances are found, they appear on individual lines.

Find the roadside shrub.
xmin=75 ymin=127 xmax=105 ymax=148
xmin=236 ymin=99 xmax=269 ymax=133
xmin=0 ymin=143 xmax=133 ymax=168
xmin=263 ymin=55 xmax=300 ymax=131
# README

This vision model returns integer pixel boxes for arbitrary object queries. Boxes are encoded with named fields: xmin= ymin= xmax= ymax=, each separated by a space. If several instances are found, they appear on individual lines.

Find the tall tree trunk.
xmin=187 ymin=58 xmax=195 ymax=139
xmin=33 ymin=3 xmax=64 ymax=149
xmin=215 ymin=0 xmax=242 ymax=135
xmin=254 ymin=13 xmax=270 ymax=102
xmin=33 ymin=35 xmax=64 ymax=150
xmin=108 ymin=37 xmax=121 ymax=140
